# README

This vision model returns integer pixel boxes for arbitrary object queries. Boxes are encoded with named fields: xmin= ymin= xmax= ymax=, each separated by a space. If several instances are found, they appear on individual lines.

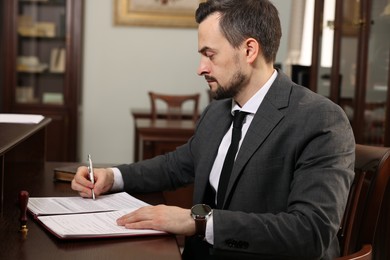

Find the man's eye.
xmin=205 ymin=52 xmax=214 ymax=59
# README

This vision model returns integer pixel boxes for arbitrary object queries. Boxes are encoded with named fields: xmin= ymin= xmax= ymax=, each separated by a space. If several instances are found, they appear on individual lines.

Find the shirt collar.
xmin=231 ymin=69 xmax=278 ymax=115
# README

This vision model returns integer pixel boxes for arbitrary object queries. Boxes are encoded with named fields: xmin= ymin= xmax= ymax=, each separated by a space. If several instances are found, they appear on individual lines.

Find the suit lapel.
xmin=222 ymin=72 xmax=293 ymax=208
xmin=193 ymin=100 xmax=233 ymax=204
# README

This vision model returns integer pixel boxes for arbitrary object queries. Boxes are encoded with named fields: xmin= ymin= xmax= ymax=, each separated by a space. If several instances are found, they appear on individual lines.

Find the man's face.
xmin=197 ymin=13 xmax=249 ymax=100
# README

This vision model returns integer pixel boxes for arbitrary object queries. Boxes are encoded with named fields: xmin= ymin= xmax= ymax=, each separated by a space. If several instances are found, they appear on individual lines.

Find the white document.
xmin=28 ymin=192 xmax=166 ymax=239
xmin=0 ymin=113 xmax=44 ymax=124
xmin=37 ymin=210 xmax=165 ymax=238
xmin=28 ymin=192 xmax=148 ymax=216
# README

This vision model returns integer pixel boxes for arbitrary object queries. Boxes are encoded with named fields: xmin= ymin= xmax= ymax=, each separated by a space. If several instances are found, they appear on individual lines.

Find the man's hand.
xmin=71 ymin=166 xmax=114 ymax=198
xmin=117 ymin=205 xmax=196 ymax=236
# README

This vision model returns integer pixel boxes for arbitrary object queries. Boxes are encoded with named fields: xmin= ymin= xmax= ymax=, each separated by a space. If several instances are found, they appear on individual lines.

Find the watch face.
xmin=192 ymin=204 xmax=211 ymax=216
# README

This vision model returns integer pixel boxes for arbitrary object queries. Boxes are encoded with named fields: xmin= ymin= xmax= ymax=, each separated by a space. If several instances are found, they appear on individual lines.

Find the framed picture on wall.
xmin=114 ymin=0 xmax=205 ymax=28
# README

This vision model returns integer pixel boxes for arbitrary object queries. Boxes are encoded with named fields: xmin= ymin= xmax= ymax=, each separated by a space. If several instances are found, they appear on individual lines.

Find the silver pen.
xmin=88 ymin=154 xmax=96 ymax=200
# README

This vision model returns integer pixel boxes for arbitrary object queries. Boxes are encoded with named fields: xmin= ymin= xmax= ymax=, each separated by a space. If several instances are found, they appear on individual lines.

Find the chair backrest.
xmin=338 ymin=144 xmax=390 ymax=259
xmin=148 ymin=91 xmax=200 ymax=122
xmin=336 ymin=244 xmax=372 ymax=260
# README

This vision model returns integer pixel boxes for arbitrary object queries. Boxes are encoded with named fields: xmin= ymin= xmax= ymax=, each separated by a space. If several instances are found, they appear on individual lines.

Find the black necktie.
xmin=217 ymin=111 xmax=248 ymax=209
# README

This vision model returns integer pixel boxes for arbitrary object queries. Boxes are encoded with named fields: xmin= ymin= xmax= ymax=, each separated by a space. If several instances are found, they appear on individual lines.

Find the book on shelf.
xmin=27 ymin=192 xmax=166 ymax=239
xmin=49 ymin=48 xmax=66 ymax=73
xmin=42 ymin=92 xmax=64 ymax=105
xmin=54 ymin=163 xmax=114 ymax=182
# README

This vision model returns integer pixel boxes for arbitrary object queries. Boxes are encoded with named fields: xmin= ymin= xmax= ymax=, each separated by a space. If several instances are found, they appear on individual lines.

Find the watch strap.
xmin=194 ymin=218 xmax=207 ymax=237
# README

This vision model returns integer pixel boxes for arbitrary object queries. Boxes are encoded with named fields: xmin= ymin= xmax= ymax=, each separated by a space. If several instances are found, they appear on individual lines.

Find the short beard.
xmin=211 ymin=70 xmax=248 ymax=100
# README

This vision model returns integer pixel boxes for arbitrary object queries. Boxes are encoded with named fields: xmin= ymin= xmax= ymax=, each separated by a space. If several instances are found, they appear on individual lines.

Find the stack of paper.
xmin=28 ymin=192 xmax=166 ymax=239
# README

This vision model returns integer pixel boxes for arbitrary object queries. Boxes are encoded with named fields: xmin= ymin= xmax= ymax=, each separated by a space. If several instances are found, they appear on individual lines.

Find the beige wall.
xmin=80 ymin=0 xmax=292 ymax=164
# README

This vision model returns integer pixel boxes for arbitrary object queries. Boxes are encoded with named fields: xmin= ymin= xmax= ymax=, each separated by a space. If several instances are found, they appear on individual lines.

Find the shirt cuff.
xmin=205 ymin=213 xmax=214 ymax=245
xmin=110 ymin=167 xmax=124 ymax=192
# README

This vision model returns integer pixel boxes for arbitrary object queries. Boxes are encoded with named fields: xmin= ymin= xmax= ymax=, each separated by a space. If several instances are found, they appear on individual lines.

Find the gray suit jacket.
xmin=117 ymin=71 xmax=355 ymax=259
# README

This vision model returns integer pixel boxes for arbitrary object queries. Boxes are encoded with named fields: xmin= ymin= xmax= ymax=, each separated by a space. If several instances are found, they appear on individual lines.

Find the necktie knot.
xmin=233 ymin=111 xmax=249 ymax=129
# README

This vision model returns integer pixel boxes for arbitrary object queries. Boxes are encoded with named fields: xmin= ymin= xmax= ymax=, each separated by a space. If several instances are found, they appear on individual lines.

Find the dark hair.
xmin=195 ymin=0 xmax=281 ymax=64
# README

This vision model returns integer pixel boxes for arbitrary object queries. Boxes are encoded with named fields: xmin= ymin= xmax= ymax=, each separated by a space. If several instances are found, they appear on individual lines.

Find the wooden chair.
xmin=336 ymin=144 xmax=390 ymax=260
xmin=148 ymin=91 xmax=200 ymax=122
xmin=337 ymin=244 xmax=372 ymax=260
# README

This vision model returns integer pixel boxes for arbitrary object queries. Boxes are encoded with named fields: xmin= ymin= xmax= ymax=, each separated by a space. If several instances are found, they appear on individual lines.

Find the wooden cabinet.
xmin=309 ymin=0 xmax=390 ymax=146
xmin=1 ymin=0 xmax=83 ymax=161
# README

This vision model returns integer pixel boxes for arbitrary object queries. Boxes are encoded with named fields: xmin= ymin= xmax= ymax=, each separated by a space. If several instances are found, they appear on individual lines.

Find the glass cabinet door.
xmin=360 ymin=0 xmax=389 ymax=144
xmin=2 ymin=0 xmax=83 ymax=161
xmin=314 ymin=0 xmax=360 ymax=122
xmin=337 ymin=0 xmax=360 ymax=131
xmin=16 ymin=0 xmax=66 ymax=105
xmin=312 ymin=0 xmax=389 ymax=146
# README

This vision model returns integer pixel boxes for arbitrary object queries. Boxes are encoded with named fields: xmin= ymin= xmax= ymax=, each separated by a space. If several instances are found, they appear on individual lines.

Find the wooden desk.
xmin=131 ymin=108 xmax=197 ymax=120
xmin=134 ymin=118 xmax=195 ymax=162
xmin=0 ymin=162 xmax=182 ymax=260
xmin=0 ymin=118 xmax=51 ymax=212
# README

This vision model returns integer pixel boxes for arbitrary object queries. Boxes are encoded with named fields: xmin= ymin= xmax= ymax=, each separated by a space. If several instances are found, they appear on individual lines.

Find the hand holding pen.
xmin=88 ymin=154 xmax=96 ymax=200
xmin=71 ymin=156 xmax=115 ymax=198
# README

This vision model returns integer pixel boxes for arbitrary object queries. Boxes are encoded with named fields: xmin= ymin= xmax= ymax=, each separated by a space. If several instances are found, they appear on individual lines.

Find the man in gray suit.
xmin=72 ymin=0 xmax=355 ymax=259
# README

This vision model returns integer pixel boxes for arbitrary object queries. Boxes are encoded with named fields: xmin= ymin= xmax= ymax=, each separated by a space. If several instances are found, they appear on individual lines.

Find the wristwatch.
xmin=191 ymin=204 xmax=212 ymax=238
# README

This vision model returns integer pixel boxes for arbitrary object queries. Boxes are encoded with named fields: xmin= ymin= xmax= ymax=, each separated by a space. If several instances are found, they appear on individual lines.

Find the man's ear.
xmin=244 ymin=38 xmax=260 ymax=64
